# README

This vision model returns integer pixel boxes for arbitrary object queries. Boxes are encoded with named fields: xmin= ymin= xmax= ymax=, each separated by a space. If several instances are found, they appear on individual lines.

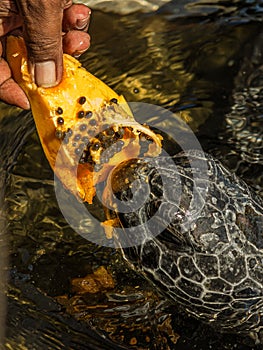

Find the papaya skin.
xmin=6 ymin=36 xmax=162 ymax=204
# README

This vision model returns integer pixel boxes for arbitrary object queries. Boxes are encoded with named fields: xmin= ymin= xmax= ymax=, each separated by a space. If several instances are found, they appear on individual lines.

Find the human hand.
xmin=0 ymin=0 xmax=91 ymax=109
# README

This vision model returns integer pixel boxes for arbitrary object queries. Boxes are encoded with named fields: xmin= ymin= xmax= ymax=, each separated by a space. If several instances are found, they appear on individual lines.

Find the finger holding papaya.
xmin=0 ymin=0 xmax=91 ymax=109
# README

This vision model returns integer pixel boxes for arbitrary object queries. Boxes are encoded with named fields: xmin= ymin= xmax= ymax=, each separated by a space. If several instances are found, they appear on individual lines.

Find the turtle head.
xmin=103 ymin=156 xmax=194 ymax=251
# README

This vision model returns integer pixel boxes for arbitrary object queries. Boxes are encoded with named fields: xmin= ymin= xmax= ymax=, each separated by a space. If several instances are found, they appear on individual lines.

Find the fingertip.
xmin=63 ymin=31 xmax=91 ymax=56
xmin=63 ymin=4 xmax=91 ymax=32
xmin=0 ymin=79 xmax=30 ymax=110
xmin=20 ymin=99 xmax=31 ymax=110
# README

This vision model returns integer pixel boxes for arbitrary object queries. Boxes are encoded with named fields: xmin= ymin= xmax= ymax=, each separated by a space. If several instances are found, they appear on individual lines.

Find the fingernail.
xmin=73 ymin=49 xmax=86 ymax=58
xmin=76 ymin=18 xmax=89 ymax=30
xmin=34 ymin=61 xmax=56 ymax=87
xmin=23 ymin=99 xmax=31 ymax=110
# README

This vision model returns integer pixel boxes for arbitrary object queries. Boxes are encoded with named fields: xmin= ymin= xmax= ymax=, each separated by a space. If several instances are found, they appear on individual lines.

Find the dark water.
xmin=1 ymin=1 xmax=263 ymax=349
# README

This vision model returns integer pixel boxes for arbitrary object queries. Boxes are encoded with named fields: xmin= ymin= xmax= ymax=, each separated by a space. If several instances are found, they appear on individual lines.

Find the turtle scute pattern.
xmin=110 ymin=150 xmax=263 ymax=342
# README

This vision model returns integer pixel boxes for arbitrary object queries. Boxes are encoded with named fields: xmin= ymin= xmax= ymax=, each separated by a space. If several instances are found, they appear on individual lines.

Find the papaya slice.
xmin=6 ymin=36 xmax=162 ymax=204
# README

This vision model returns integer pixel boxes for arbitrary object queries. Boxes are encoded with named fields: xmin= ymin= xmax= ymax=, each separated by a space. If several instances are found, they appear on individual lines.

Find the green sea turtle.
xmin=107 ymin=149 xmax=263 ymax=344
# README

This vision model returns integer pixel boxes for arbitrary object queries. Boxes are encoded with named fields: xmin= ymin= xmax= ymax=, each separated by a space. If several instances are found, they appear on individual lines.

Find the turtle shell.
xmin=106 ymin=149 xmax=263 ymax=341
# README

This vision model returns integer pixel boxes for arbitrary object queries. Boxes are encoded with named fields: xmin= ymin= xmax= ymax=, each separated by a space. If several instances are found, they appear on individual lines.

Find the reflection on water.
xmin=83 ymin=11 xmax=259 ymax=133
xmin=81 ymin=0 xmax=171 ymax=14
xmin=219 ymin=30 xmax=263 ymax=196
xmin=1 ymin=1 xmax=263 ymax=349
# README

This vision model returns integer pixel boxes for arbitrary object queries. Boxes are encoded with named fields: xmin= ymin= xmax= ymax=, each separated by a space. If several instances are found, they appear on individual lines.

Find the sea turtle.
xmin=106 ymin=149 xmax=263 ymax=344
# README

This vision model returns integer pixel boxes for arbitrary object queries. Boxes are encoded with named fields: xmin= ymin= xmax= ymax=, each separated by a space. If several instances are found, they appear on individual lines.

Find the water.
xmin=1 ymin=1 xmax=263 ymax=349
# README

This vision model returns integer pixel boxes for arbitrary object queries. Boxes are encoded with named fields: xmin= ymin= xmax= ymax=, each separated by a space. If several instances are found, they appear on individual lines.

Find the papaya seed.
xmin=78 ymin=96 xmax=86 ymax=105
xmin=89 ymin=119 xmax=97 ymax=126
xmin=77 ymin=111 xmax=85 ymax=119
xmin=85 ymin=111 xmax=93 ymax=118
xmin=79 ymin=124 xmax=87 ymax=131
xmin=55 ymin=129 xmax=64 ymax=139
xmin=56 ymin=107 xmax=63 ymax=115
xmin=74 ymin=134 xmax=81 ymax=141
xmin=57 ymin=117 xmax=64 ymax=125
xmin=110 ymin=98 xmax=118 ymax=104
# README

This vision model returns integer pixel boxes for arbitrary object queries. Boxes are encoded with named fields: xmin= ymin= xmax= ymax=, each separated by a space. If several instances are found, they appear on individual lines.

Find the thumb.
xmin=16 ymin=0 xmax=65 ymax=87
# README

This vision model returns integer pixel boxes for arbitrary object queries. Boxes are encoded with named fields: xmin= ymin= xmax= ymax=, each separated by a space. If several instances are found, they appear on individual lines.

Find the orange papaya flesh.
xmin=6 ymin=36 xmax=162 ymax=204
